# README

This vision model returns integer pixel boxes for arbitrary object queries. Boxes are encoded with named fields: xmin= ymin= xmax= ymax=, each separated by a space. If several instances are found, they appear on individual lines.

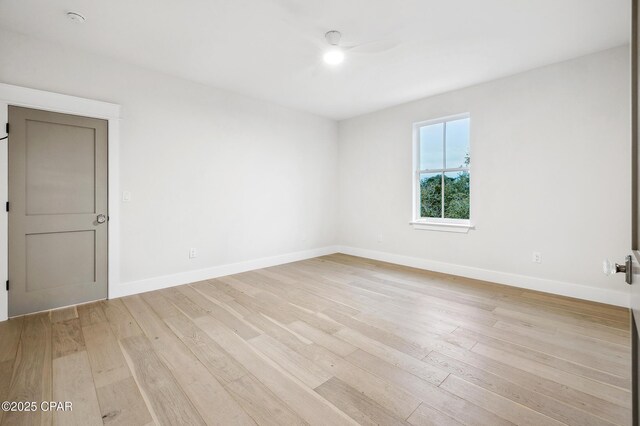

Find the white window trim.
xmin=411 ymin=113 xmax=473 ymax=233
xmin=409 ymin=219 xmax=474 ymax=233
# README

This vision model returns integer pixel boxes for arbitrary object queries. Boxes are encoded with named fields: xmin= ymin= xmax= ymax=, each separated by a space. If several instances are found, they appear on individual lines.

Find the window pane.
xmin=444 ymin=171 xmax=470 ymax=219
xmin=445 ymin=118 xmax=470 ymax=168
xmin=419 ymin=123 xmax=443 ymax=170
xmin=420 ymin=173 xmax=442 ymax=218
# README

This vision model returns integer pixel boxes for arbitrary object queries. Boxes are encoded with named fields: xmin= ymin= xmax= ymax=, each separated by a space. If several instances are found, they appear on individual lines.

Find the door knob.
xmin=96 ymin=214 xmax=106 ymax=224
xmin=603 ymin=259 xmax=626 ymax=275
xmin=603 ymin=255 xmax=632 ymax=284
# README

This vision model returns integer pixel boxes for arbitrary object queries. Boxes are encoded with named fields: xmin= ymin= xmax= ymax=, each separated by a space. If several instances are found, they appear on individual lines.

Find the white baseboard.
xmin=113 ymin=244 xmax=629 ymax=307
xmin=109 ymin=246 xmax=340 ymax=299
xmin=336 ymin=246 xmax=630 ymax=308
xmin=2 ymin=244 xmax=626 ymax=322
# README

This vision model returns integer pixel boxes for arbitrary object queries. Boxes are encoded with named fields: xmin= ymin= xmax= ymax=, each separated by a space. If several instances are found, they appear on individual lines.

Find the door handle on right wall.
xmin=603 ymin=255 xmax=632 ymax=284
xmin=96 ymin=214 xmax=106 ymax=224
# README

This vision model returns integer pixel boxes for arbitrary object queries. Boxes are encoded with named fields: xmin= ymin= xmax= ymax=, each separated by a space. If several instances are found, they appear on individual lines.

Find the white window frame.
xmin=410 ymin=113 xmax=473 ymax=233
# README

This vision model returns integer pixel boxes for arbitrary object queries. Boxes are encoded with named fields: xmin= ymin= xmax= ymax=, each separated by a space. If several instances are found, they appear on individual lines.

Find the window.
xmin=412 ymin=114 xmax=471 ymax=231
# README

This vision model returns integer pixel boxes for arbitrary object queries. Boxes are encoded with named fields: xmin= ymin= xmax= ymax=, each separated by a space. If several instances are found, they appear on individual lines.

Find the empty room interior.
xmin=1 ymin=1 xmax=639 ymax=425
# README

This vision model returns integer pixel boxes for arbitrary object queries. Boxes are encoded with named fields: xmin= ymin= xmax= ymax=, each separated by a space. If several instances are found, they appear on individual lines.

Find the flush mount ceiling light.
xmin=320 ymin=30 xmax=399 ymax=66
xmin=323 ymin=31 xmax=345 ymax=65
xmin=66 ymin=11 xmax=86 ymax=23
xmin=323 ymin=48 xmax=345 ymax=65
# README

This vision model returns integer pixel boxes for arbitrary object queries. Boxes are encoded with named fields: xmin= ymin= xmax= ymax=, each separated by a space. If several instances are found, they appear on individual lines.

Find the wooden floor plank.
xmin=406 ymin=402 xmax=464 ymax=426
xmin=185 ymin=283 xmax=265 ymax=338
xmin=241 ymin=270 xmax=338 ymax=313
xmin=425 ymin=351 xmax=615 ymax=426
xmin=52 ymin=318 xmax=85 ymax=359
xmin=194 ymin=315 xmax=358 ymax=426
xmin=294 ymin=343 xmax=423 ymax=420
xmin=0 ymin=315 xmax=24 ymax=424
xmin=493 ymin=298 xmax=629 ymax=331
xmin=454 ymin=327 xmax=631 ymax=390
xmin=249 ymin=333 xmax=333 ymax=389
xmin=178 ymin=283 xmax=254 ymax=320
xmin=243 ymin=312 xmax=311 ymax=352
xmin=3 ymin=313 xmax=52 ymax=426
xmin=119 ymin=334 xmax=207 ymax=426
xmin=492 ymin=320 xmax=629 ymax=361
xmin=352 ymin=310 xmax=477 ymax=353
xmin=323 ymin=307 xmax=430 ymax=359
xmin=346 ymin=348 xmax=513 ymax=426
xmin=164 ymin=313 xmax=248 ymax=385
xmin=49 ymin=306 xmax=78 ymax=324
xmin=0 ymin=317 xmax=24 ymax=362
xmin=100 ymin=299 xmax=144 ymax=340
xmin=138 ymin=291 xmax=183 ymax=320
xmin=95 ymin=377 xmax=154 ymax=426
xmin=52 ymin=351 xmax=102 ymax=426
xmin=493 ymin=306 xmax=630 ymax=344
xmin=289 ymin=320 xmax=357 ymax=357
xmin=440 ymin=374 xmax=564 ymax=426
xmin=456 ymin=322 xmax=628 ymax=377
xmin=204 ymin=279 xmax=297 ymax=325
xmin=471 ymin=343 xmax=631 ymax=415
xmin=438 ymin=339 xmax=630 ymax=424
xmin=225 ymin=374 xmax=308 ymax=426
xmin=82 ymin=321 xmax=132 ymax=388
xmin=315 ymin=377 xmax=412 ymax=426
xmin=123 ymin=295 xmax=257 ymax=426
xmin=77 ymin=302 xmax=108 ymax=327
xmin=81 ymin=313 xmax=153 ymax=426
xmin=159 ymin=286 xmax=209 ymax=320
xmin=334 ymin=327 xmax=448 ymax=386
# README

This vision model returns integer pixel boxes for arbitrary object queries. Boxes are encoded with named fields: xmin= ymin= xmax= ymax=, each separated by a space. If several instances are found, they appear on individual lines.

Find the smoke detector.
xmin=66 ymin=12 xmax=86 ymax=23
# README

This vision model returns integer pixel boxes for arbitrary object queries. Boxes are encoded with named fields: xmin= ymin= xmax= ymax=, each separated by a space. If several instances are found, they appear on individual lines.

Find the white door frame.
xmin=0 ymin=83 xmax=121 ymax=321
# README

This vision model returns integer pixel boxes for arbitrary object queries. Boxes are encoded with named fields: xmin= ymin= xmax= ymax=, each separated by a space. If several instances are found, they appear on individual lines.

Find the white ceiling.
xmin=0 ymin=0 xmax=630 ymax=120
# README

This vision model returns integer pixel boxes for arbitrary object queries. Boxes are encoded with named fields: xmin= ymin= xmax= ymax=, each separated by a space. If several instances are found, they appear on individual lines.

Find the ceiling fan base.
xmin=325 ymin=30 xmax=342 ymax=46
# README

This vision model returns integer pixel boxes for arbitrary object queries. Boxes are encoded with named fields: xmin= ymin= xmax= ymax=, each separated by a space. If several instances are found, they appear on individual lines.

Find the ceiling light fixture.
xmin=323 ymin=30 xmax=345 ymax=65
xmin=66 ymin=11 xmax=86 ymax=23
xmin=323 ymin=48 xmax=344 ymax=65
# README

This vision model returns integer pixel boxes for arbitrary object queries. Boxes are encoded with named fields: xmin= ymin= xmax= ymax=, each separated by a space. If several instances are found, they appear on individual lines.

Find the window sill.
xmin=409 ymin=220 xmax=474 ymax=233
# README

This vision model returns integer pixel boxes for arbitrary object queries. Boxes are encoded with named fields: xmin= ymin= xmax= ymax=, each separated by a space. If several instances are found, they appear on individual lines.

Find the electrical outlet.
xmin=377 ymin=234 xmax=383 ymax=243
xmin=189 ymin=248 xmax=197 ymax=259
xmin=532 ymin=252 xmax=542 ymax=264
xmin=122 ymin=191 xmax=131 ymax=202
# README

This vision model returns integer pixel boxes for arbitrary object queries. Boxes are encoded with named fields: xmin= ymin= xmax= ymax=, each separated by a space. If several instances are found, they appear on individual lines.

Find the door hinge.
xmin=5 ymin=202 xmax=8 ymax=212
xmin=5 ymin=123 xmax=8 ymax=134
xmin=5 ymin=280 xmax=8 ymax=291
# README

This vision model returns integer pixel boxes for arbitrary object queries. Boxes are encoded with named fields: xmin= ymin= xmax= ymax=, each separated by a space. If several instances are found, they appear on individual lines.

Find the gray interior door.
xmin=8 ymin=106 xmax=108 ymax=316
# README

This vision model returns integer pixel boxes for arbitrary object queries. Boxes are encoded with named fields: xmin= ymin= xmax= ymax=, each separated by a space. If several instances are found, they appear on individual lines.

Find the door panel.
xmin=25 ymin=231 xmax=96 ymax=291
xmin=25 ymin=120 xmax=96 ymax=215
xmin=8 ymin=106 xmax=108 ymax=316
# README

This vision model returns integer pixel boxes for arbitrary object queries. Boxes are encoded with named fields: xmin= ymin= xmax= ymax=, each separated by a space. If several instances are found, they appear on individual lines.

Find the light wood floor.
xmin=0 ymin=254 xmax=632 ymax=426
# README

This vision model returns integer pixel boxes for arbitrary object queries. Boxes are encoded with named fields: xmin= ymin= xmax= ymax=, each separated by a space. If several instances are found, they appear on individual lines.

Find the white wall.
xmin=0 ymin=28 xmax=338 ymax=314
xmin=338 ymin=46 xmax=631 ymax=306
